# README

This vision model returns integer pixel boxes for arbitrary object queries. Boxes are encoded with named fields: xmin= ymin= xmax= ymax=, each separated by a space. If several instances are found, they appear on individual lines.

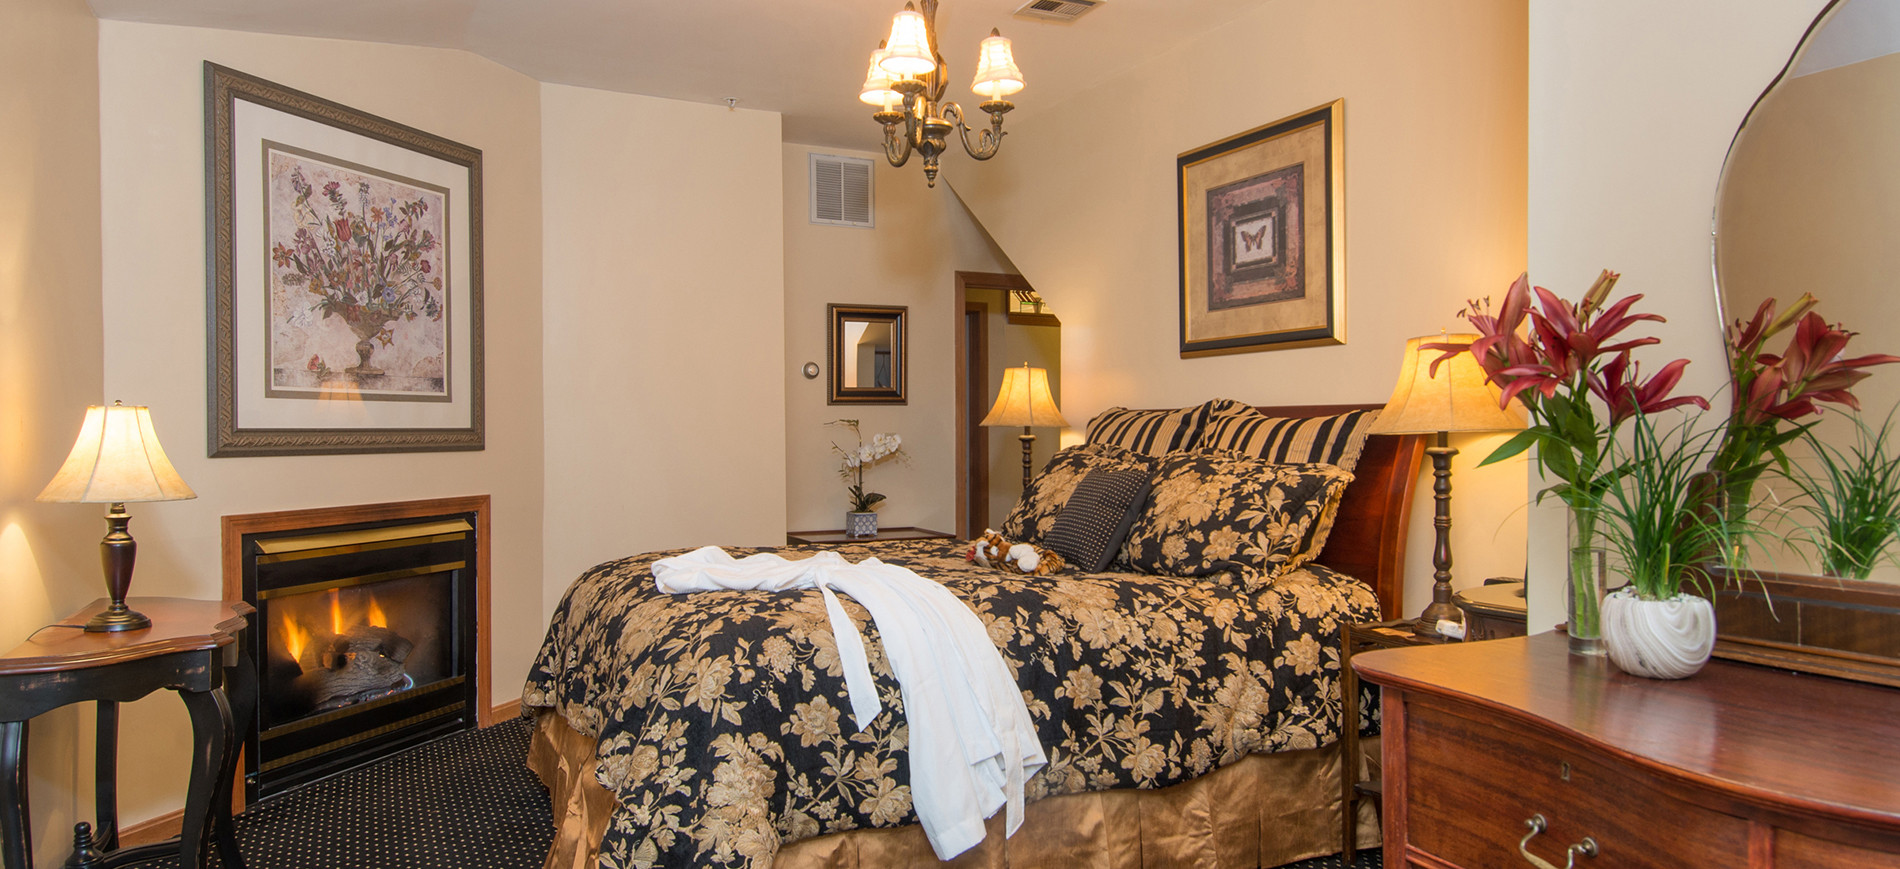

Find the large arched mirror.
xmin=1712 ymin=0 xmax=1900 ymax=684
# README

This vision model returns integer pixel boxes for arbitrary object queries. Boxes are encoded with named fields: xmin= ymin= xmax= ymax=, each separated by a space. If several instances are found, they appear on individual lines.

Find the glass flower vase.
xmin=1566 ymin=505 xmax=1609 ymax=657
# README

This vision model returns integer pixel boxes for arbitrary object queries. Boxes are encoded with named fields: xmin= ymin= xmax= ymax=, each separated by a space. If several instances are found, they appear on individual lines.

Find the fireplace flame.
xmin=367 ymin=597 xmax=388 ymax=628
xmin=281 ymin=617 xmax=310 ymax=669
xmin=330 ymin=589 xmax=344 ymax=636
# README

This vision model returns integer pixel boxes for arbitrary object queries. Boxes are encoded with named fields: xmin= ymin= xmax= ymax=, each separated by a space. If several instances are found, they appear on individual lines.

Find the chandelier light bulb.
xmin=880 ymin=8 xmax=937 ymax=77
xmin=970 ymin=29 xmax=1024 ymax=99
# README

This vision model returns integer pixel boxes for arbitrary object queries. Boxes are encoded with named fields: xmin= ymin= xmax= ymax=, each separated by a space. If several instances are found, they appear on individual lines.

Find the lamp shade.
xmin=880 ymin=7 xmax=937 ymax=77
xmin=860 ymin=47 xmax=903 ymax=106
xmin=970 ymin=29 xmax=1024 ymax=99
xmin=1366 ymin=334 xmax=1527 ymax=435
xmin=980 ymin=364 xmax=1069 ymax=429
xmin=38 ymin=403 xmax=197 ymax=504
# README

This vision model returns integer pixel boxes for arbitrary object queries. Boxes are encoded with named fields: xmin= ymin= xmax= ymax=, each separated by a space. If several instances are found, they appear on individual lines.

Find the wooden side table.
xmin=785 ymin=527 xmax=957 ymax=545
xmin=0 ymin=597 xmax=254 ymax=869
xmin=1453 ymin=579 xmax=1528 ymax=640
xmin=1339 ymin=618 xmax=1450 ymax=861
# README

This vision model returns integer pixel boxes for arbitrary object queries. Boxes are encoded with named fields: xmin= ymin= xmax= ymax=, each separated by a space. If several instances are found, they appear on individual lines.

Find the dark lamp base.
xmin=84 ymin=602 xmax=152 ymax=632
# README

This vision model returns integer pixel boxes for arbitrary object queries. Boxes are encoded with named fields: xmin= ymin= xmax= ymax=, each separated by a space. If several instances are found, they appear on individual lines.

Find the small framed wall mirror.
xmin=828 ymin=304 xmax=907 ymax=405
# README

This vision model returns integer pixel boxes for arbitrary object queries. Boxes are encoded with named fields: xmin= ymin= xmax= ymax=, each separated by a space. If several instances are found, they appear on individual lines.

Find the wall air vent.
xmin=810 ymin=153 xmax=874 ymax=228
xmin=1014 ymin=0 xmax=1101 ymax=23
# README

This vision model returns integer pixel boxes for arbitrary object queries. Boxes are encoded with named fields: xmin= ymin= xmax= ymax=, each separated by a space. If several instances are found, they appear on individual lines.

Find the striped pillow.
xmin=1195 ymin=408 xmax=1381 ymax=472
xmin=1084 ymin=400 xmax=1241 ymax=456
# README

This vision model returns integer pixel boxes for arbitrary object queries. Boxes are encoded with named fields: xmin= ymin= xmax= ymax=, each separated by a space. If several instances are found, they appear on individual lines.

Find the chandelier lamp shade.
xmin=979 ymin=363 xmax=1068 ymax=490
xmin=1366 ymin=334 xmax=1527 ymax=639
xmin=859 ymin=0 xmax=1023 ymax=187
xmin=37 ymin=401 xmax=198 ymax=632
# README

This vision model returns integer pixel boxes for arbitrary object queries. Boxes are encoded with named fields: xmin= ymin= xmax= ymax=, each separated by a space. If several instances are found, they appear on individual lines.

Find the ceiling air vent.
xmin=1014 ymin=0 xmax=1101 ymax=23
xmin=810 ymin=153 xmax=874 ymax=228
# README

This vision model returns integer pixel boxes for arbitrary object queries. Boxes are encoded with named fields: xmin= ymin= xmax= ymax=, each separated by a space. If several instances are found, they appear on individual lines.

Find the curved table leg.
xmin=1 ymin=720 xmax=28 ymax=869
xmin=177 ymin=688 xmax=243 ymax=869
xmin=216 ymin=643 xmax=255 ymax=869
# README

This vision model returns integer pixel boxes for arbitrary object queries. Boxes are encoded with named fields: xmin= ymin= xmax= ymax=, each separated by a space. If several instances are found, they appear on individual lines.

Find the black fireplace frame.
xmin=236 ymin=510 xmax=480 ymax=802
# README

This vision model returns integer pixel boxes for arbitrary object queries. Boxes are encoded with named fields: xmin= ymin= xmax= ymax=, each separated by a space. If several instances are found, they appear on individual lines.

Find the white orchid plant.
xmin=829 ymin=419 xmax=907 ymax=513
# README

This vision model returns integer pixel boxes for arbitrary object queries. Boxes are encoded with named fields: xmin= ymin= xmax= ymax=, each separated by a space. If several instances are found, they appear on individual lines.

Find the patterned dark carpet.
xmin=121 ymin=717 xmax=1381 ymax=868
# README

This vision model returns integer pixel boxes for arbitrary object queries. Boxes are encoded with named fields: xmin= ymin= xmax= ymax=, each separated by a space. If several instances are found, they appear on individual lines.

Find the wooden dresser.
xmin=1353 ymin=633 xmax=1900 ymax=868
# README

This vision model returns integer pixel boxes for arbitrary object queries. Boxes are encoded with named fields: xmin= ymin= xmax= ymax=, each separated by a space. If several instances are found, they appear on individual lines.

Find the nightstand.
xmin=1339 ymin=618 xmax=1451 ymax=861
xmin=1 ymin=598 xmax=253 ymax=869
xmin=785 ymin=527 xmax=956 ymax=545
xmin=1453 ymin=579 xmax=1528 ymax=640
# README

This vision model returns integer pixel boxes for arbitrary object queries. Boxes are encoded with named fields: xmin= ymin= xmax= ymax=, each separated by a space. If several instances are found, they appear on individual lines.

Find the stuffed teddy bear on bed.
xmin=967 ymin=530 xmax=1065 ymax=576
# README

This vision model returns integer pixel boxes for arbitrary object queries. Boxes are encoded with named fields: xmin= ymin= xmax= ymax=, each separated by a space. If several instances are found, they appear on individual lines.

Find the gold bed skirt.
xmin=528 ymin=710 xmax=1381 ymax=868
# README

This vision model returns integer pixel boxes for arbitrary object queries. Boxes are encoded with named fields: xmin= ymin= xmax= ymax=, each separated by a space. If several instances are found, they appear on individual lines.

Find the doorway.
xmin=954 ymin=271 xmax=1060 ymax=540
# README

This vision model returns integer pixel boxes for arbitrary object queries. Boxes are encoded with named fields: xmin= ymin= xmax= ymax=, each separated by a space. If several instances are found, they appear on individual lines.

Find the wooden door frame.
xmin=954 ymin=271 xmax=1035 ymax=539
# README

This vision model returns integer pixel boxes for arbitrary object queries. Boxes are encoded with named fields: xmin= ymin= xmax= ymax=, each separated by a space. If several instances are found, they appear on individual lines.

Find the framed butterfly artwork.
xmin=1176 ymin=99 xmax=1345 ymax=357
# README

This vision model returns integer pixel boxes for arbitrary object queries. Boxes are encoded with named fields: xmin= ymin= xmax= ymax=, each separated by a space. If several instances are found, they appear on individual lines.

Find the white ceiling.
xmin=87 ymin=0 xmax=1272 ymax=149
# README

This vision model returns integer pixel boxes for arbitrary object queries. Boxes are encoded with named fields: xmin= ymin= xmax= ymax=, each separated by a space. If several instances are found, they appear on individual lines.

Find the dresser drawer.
xmin=1776 ymin=829 xmax=1900 ymax=869
xmin=1402 ymin=699 xmax=1750 ymax=868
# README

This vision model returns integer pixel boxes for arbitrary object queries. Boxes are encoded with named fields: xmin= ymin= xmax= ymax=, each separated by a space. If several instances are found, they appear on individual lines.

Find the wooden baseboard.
xmin=488 ymin=697 xmax=521 ymax=724
xmin=119 ymin=809 xmax=184 ymax=848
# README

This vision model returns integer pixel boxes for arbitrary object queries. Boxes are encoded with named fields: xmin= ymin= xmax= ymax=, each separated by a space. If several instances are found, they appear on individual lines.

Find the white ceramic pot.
xmin=1601 ymin=588 xmax=1715 ymax=680
xmin=846 ymin=511 xmax=879 ymax=538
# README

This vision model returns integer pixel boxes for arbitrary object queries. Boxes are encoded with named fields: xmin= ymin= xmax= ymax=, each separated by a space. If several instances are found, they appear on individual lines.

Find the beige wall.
xmin=1525 ymin=0 xmax=1828 ymax=630
xmin=782 ymin=144 xmax=1017 ymax=536
xmin=0 ymin=0 xmax=108 ymax=863
xmin=90 ymin=20 xmax=546 ymax=840
xmin=541 ymin=84 xmax=787 ymax=602
xmin=953 ymin=0 xmax=1533 ymax=616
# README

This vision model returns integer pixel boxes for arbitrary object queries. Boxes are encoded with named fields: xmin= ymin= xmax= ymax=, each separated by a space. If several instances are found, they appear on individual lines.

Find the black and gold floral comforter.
xmin=522 ymin=538 xmax=1380 ymax=869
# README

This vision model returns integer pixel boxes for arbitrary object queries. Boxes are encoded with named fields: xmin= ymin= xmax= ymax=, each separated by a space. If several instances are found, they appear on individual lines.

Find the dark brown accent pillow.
xmin=1000 ymin=443 xmax=1154 ymax=544
xmin=1121 ymin=452 xmax=1354 ymax=590
xmin=1043 ymin=467 xmax=1155 ymax=573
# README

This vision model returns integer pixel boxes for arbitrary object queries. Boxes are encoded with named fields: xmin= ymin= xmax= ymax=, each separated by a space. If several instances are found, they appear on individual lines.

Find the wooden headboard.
xmin=1253 ymin=403 xmax=1424 ymax=620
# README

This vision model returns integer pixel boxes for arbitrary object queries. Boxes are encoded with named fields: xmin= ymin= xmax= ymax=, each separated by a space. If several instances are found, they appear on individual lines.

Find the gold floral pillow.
xmin=1000 ymin=443 xmax=1155 ymax=544
xmin=1122 ymin=452 xmax=1354 ymax=590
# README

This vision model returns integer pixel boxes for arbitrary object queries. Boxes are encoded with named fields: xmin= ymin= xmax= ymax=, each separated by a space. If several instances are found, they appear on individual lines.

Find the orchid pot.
xmin=1601 ymin=588 xmax=1715 ymax=680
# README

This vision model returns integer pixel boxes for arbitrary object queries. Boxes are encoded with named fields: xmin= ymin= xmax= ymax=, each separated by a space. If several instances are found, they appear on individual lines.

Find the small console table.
xmin=0 ymin=597 xmax=254 ymax=869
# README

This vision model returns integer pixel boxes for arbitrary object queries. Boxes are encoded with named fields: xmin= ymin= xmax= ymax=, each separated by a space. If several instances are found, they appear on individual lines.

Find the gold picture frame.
xmin=1178 ymin=99 xmax=1345 ymax=357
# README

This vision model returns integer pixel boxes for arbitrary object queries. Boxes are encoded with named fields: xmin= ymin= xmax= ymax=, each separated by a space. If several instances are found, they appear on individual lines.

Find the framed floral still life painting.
xmin=1177 ymin=99 xmax=1344 ymax=357
xmin=206 ymin=63 xmax=483 ymax=456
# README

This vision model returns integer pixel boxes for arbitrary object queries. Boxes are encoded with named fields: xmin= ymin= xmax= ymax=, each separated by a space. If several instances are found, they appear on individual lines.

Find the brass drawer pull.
xmin=1519 ymin=814 xmax=1598 ymax=868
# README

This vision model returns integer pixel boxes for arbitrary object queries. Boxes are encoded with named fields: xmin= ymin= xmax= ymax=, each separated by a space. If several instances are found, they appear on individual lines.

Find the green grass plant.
xmin=1783 ymin=409 xmax=1900 ymax=580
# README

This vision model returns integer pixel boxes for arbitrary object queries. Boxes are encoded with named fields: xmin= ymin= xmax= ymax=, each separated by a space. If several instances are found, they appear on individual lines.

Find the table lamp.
xmin=1366 ymin=335 xmax=1526 ymax=638
xmin=38 ymin=401 xmax=197 ymax=632
xmin=980 ymin=363 xmax=1069 ymax=489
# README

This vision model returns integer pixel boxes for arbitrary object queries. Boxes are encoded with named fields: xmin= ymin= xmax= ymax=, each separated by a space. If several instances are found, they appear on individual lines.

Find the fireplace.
xmin=225 ymin=498 xmax=488 ymax=802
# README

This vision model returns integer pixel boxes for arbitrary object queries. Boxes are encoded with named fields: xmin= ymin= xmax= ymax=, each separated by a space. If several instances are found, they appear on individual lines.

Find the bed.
xmin=523 ymin=402 xmax=1424 ymax=869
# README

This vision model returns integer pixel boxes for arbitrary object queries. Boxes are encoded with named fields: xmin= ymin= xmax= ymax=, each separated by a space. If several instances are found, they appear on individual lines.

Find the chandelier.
xmin=859 ymin=0 xmax=1024 ymax=187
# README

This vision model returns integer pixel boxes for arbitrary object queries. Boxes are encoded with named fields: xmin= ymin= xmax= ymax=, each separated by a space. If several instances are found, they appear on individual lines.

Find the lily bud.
xmin=1763 ymin=292 xmax=1818 ymax=340
xmin=1579 ymin=269 xmax=1620 ymax=319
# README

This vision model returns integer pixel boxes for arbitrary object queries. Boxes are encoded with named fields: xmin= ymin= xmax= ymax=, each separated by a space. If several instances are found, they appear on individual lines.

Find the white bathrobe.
xmin=651 ymin=546 xmax=1046 ymax=860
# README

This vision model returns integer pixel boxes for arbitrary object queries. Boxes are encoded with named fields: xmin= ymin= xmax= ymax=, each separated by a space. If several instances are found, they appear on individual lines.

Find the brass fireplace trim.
xmin=254 ymin=519 xmax=473 ymax=563
xmin=261 ymin=675 xmax=468 ymax=740
xmin=255 ymin=561 xmax=468 ymax=600
xmin=259 ymin=702 xmax=467 ymax=772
